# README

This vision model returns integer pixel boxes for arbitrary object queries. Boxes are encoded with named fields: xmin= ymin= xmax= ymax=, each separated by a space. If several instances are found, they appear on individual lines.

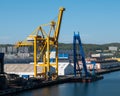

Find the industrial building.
xmin=4 ymin=62 xmax=74 ymax=77
xmin=58 ymin=62 xmax=74 ymax=75
xmin=109 ymin=46 xmax=118 ymax=51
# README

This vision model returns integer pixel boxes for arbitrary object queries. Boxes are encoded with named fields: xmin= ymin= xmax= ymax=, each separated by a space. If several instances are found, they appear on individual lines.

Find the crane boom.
xmin=54 ymin=7 xmax=65 ymax=41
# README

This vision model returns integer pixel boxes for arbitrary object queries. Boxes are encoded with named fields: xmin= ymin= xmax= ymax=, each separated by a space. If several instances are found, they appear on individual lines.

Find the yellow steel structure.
xmin=112 ymin=58 xmax=120 ymax=62
xmin=15 ymin=7 xmax=65 ymax=79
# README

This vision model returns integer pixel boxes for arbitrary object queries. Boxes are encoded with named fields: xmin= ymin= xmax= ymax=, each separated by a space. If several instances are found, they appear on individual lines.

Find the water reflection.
xmin=32 ymin=86 xmax=59 ymax=96
xmin=15 ymin=71 xmax=120 ymax=96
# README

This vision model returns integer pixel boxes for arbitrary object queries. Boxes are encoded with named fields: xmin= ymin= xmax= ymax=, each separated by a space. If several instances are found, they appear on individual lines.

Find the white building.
xmin=91 ymin=53 xmax=113 ymax=58
xmin=91 ymin=53 xmax=101 ymax=58
xmin=0 ymin=47 xmax=6 ymax=53
xmin=7 ymin=46 xmax=13 ymax=53
xmin=86 ymin=63 xmax=101 ymax=70
xmin=4 ymin=62 xmax=74 ymax=77
xmin=109 ymin=46 xmax=118 ymax=51
xmin=58 ymin=62 xmax=74 ymax=75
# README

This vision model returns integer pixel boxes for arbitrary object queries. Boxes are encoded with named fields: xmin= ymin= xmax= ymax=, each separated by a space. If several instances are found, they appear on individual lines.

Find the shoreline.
xmin=1 ymin=67 xmax=120 ymax=96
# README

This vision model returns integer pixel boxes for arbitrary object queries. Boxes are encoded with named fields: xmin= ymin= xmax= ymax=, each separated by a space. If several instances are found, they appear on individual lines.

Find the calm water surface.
xmin=15 ymin=71 xmax=120 ymax=96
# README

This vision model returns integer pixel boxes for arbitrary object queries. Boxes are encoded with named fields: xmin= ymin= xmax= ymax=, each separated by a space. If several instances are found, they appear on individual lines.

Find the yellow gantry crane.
xmin=15 ymin=7 xmax=65 ymax=80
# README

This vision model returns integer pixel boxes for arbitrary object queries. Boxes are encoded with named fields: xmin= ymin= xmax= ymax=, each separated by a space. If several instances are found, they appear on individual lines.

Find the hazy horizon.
xmin=0 ymin=42 xmax=120 ymax=45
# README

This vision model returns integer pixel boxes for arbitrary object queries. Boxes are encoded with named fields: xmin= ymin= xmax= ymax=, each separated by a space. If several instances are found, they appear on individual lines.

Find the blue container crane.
xmin=73 ymin=32 xmax=89 ymax=77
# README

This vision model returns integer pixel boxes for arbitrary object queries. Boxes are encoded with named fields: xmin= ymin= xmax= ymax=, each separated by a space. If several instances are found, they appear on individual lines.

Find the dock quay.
xmin=0 ymin=75 xmax=103 ymax=96
xmin=96 ymin=66 xmax=120 ymax=75
xmin=2 ymin=66 xmax=120 ymax=95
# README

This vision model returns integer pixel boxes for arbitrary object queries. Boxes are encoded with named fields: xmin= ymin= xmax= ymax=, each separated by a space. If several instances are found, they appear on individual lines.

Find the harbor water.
xmin=15 ymin=71 xmax=120 ymax=96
